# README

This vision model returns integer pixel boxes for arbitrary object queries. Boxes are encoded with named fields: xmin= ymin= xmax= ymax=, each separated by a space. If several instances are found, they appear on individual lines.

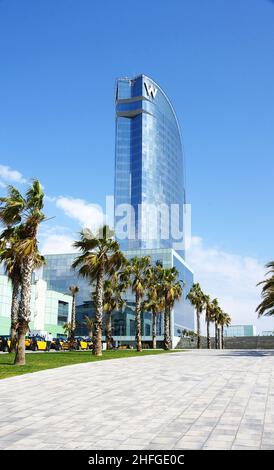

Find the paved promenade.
xmin=0 ymin=350 xmax=274 ymax=450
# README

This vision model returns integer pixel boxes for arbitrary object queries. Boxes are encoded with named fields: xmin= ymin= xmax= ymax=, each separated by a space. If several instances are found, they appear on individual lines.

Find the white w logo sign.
xmin=144 ymin=82 xmax=157 ymax=99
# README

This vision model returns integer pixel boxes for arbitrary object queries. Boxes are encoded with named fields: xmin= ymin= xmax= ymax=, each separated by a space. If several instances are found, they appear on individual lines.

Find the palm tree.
xmin=103 ymin=277 xmax=125 ymax=349
xmin=256 ymin=261 xmax=274 ymax=317
xmin=0 ymin=236 xmax=45 ymax=353
xmin=121 ymin=256 xmax=151 ymax=352
xmin=144 ymin=264 xmax=165 ymax=349
xmin=187 ymin=283 xmax=206 ymax=349
xmin=211 ymin=298 xmax=222 ymax=349
xmin=72 ymin=226 xmax=126 ymax=356
xmin=219 ymin=312 xmax=231 ymax=349
xmin=187 ymin=330 xmax=197 ymax=339
xmin=160 ymin=267 xmax=183 ymax=350
xmin=84 ymin=316 xmax=94 ymax=338
xmin=0 ymin=181 xmax=45 ymax=365
xmin=0 ymin=231 xmax=21 ymax=352
xmin=204 ymin=295 xmax=214 ymax=349
xmin=0 ymin=235 xmax=45 ymax=354
xmin=69 ymin=285 xmax=79 ymax=340
xmin=15 ymin=182 xmax=45 ymax=365
xmin=63 ymin=322 xmax=73 ymax=338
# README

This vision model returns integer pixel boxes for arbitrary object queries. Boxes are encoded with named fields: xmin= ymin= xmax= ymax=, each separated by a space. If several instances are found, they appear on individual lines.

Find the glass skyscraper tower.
xmin=113 ymin=75 xmax=194 ymax=340
xmin=42 ymin=75 xmax=194 ymax=344
xmin=115 ymin=74 xmax=186 ymax=255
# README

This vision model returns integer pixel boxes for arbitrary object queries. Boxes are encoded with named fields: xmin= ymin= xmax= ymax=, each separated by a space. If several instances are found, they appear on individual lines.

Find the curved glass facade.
xmin=115 ymin=74 xmax=185 ymax=255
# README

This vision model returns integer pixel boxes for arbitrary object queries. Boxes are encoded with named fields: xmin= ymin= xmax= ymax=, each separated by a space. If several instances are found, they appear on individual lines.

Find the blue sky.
xmin=0 ymin=0 xmax=273 ymax=331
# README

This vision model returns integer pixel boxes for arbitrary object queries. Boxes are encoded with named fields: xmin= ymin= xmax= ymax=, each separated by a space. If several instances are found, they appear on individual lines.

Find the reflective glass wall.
xmin=172 ymin=253 xmax=194 ymax=333
xmin=43 ymin=249 xmax=194 ymax=341
xmin=43 ymin=254 xmax=91 ymax=305
xmin=115 ymin=75 xmax=185 ymax=256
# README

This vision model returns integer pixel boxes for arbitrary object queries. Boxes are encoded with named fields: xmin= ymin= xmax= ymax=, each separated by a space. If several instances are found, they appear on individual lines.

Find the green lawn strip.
xmin=0 ymin=349 xmax=180 ymax=380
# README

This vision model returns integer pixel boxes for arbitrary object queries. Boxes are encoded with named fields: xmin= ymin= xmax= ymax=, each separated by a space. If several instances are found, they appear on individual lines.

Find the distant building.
xmin=0 ymin=272 xmax=72 ymax=337
xmin=261 ymin=331 xmax=274 ymax=336
xmin=224 ymin=324 xmax=256 ymax=337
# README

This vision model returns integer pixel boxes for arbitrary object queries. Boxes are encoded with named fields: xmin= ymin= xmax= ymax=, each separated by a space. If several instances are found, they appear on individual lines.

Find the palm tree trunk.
xmin=168 ymin=309 xmax=173 ymax=349
xmin=206 ymin=318 xmax=211 ymax=349
xmin=10 ymin=277 xmax=20 ymax=353
xmin=221 ymin=325 xmax=224 ymax=349
xmin=106 ymin=312 xmax=112 ymax=350
xmin=70 ymin=294 xmax=76 ymax=340
xmin=152 ymin=309 xmax=157 ymax=349
xmin=135 ymin=293 xmax=142 ymax=352
xmin=215 ymin=321 xmax=218 ymax=349
xmin=93 ymin=262 xmax=104 ymax=356
xmin=196 ymin=309 xmax=201 ymax=349
xmin=14 ymin=257 xmax=33 ymax=365
xmin=217 ymin=328 xmax=221 ymax=349
xmin=164 ymin=303 xmax=171 ymax=350
xmin=16 ymin=320 xmax=29 ymax=365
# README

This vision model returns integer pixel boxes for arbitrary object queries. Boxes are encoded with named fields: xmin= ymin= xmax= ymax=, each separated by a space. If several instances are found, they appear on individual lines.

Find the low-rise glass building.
xmin=42 ymin=248 xmax=194 ymax=347
xmin=224 ymin=325 xmax=256 ymax=337
xmin=0 ymin=272 xmax=72 ymax=337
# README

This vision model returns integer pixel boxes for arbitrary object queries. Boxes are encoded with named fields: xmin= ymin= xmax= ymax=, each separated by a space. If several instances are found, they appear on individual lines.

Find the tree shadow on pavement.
xmin=221 ymin=350 xmax=274 ymax=357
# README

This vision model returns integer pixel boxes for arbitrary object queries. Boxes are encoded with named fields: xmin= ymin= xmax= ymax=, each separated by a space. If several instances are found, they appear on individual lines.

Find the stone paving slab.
xmin=0 ymin=349 xmax=274 ymax=450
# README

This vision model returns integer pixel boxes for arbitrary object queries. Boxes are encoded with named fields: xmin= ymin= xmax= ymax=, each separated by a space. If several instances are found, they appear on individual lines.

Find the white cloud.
xmin=56 ymin=196 xmax=104 ymax=232
xmin=40 ymin=234 xmax=76 ymax=255
xmin=44 ymin=195 xmax=57 ymax=203
xmin=186 ymin=236 xmax=273 ymax=334
xmin=39 ymin=226 xmax=76 ymax=255
xmin=0 ymin=165 xmax=26 ymax=184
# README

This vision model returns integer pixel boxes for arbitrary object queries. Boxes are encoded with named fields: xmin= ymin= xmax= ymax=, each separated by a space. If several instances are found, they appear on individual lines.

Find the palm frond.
xmin=256 ymin=261 xmax=274 ymax=317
